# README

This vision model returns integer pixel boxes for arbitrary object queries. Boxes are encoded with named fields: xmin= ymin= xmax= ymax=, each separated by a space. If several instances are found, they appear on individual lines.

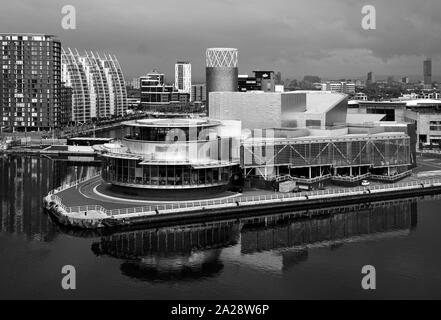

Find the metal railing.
xmin=370 ymin=170 xmax=412 ymax=182
xmin=332 ymin=173 xmax=371 ymax=182
xmin=46 ymin=175 xmax=441 ymax=220
xmin=48 ymin=172 xmax=101 ymax=195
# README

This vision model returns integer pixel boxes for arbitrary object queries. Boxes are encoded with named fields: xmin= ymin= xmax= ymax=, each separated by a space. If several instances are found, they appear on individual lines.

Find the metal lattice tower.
xmin=206 ymin=48 xmax=238 ymax=68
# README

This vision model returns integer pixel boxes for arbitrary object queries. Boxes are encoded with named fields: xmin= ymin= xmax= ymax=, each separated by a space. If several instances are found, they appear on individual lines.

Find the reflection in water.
xmin=0 ymin=155 xmax=98 ymax=240
xmin=92 ymin=199 xmax=418 ymax=282
xmin=92 ymin=223 xmax=241 ymax=281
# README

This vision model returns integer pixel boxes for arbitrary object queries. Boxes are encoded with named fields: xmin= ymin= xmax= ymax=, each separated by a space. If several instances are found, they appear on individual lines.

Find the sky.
xmin=1 ymin=0 xmax=440 ymax=82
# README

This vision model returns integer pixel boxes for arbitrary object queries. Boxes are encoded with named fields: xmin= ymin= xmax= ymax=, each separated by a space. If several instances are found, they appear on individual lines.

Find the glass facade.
xmin=102 ymin=158 xmax=233 ymax=188
xmin=242 ymin=136 xmax=411 ymax=168
xmin=126 ymin=125 xmax=216 ymax=142
xmin=99 ymin=119 xmax=239 ymax=190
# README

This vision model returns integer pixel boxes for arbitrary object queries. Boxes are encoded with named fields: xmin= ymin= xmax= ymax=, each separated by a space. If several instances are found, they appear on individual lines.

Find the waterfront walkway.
xmin=54 ymin=171 xmax=441 ymax=216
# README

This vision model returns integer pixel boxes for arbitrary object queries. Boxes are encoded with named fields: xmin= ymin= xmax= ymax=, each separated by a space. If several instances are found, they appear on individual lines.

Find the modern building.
xmin=191 ymin=84 xmax=206 ymax=102
xmin=348 ymin=98 xmax=441 ymax=146
xmin=275 ymin=72 xmax=282 ymax=85
xmin=128 ymin=77 xmax=140 ymax=89
xmin=321 ymin=81 xmax=356 ymax=94
xmin=351 ymin=101 xmax=407 ymax=122
xmin=424 ymin=58 xmax=432 ymax=87
xmin=254 ymin=71 xmax=275 ymax=92
xmin=175 ymin=61 xmax=191 ymax=94
xmin=367 ymin=71 xmax=375 ymax=84
xmin=61 ymin=48 xmax=128 ymax=123
xmin=60 ymin=85 xmax=73 ymax=125
xmin=140 ymin=70 xmax=189 ymax=110
xmin=206 ymin=48 xmax=238 ymax=104
xmin=401 ymin=77 xmax=410 ymax=84
xmin=209 ymin=90 xmax=412 ymax=185
xmin=95 ymin=118 xmax=241 ymax=196
xmin=403 ymin=99 xmax=441 ymax=145
xmin=209 ymin=91 xmax=347 ymax=130
xmin=0 ymin=33 xmax=61 ymax=131
xmin=238 ymin=75 xmax=260 ymax=92
xmin=353 ymin=92 xmax=368 ymax=101
xmin=239 ymin=71 xmax=276 ymax=92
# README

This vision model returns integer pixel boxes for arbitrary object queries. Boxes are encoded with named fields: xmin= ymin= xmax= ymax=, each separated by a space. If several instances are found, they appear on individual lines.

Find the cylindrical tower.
xmin=205 ymin=48 xmax=238 ymax=107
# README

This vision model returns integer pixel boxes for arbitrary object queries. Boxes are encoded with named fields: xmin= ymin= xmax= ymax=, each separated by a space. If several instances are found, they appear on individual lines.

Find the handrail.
xmin=48 ymin=172 xmax=101 ymax=195
xmin=45 ymin=175 xmax=441 ymax=219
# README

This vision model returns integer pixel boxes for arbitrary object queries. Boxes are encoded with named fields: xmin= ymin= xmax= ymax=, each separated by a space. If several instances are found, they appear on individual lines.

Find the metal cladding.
xmin=206 ymin=48 xmax=238 ymax=68
xmin=62 ymin=48 xmax=128 ymax=123
xmin=205 ymin=48 xmax=239 ymax=104
xmin=206 ymin=67 xmax=239 ymax=92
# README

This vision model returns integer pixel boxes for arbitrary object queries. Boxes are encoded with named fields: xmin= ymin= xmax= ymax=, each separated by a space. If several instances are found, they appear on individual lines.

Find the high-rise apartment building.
xmin=0 ymin=34 xmax=61 ymax=131
xmin=61 ymin=48 xmax=128 ymax=123
xmin=175 ymin=61 xmax=191 ymax=94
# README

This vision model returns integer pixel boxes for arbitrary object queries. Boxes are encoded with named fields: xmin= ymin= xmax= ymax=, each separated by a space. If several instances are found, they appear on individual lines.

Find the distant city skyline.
xmin=1 ymin=0 xmax=440 ymax=81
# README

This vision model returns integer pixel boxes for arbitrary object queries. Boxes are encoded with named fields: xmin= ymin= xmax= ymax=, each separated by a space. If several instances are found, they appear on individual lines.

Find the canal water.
xmin=1 ymin=154 xmax=441 ymax=299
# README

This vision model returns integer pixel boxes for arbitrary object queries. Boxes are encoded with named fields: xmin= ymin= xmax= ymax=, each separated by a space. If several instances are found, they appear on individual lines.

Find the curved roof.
xmin=123 ymin=118 xmax=221 ymax=128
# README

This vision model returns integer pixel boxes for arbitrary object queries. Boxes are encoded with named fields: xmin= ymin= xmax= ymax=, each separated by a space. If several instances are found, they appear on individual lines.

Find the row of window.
xmin=102 ymin=159 xmax=233 ymax=187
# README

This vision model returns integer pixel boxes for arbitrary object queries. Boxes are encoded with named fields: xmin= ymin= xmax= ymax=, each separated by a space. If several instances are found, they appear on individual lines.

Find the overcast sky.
xmin=1 ymin=0 xmax=440 ymax=82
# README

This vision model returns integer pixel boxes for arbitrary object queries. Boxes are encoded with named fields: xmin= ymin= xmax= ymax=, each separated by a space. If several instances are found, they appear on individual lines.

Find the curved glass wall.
xmin=102 ymin=158 xmax=234 ymax=188
xmin=99 ymin=119 xmax=240 ymax=190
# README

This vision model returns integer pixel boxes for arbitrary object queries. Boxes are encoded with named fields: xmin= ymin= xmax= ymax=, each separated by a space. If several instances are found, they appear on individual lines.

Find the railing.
xmin=46 ymin=175 xmax=441 ymax=220
xmin=48 ymin=172 xmax=101 ymax=195
xmin=370 ymin=170 xmax=412 ymax=182
xmin=332 ymin=173 xmax=371 ymax=182
xmin=293 ymin=174 xmax=332 ymax=184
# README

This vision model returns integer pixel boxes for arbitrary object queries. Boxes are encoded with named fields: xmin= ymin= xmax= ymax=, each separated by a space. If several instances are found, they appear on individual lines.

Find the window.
xmin=306 ymin=120 xmax=321 ymax=127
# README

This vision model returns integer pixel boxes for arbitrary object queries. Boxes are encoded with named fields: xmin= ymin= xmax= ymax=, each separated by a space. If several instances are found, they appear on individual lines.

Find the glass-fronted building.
xmin=96 ymin=119 xmax=241 ymax=191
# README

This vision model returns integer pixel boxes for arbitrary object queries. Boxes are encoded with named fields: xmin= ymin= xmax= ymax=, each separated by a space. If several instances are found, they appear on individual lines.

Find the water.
xmin=1 ymin=154 xmax=441 ymax=299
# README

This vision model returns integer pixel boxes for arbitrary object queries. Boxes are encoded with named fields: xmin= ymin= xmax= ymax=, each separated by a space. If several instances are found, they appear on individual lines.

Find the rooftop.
xmin=123 ymin=118 xmax=221 ymax=128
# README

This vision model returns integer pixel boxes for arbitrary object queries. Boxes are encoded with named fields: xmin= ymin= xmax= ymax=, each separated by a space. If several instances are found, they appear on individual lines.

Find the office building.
xmin=367 ymin=71 xmax=374 ymax=84
xmin=321 ymin=81 xmax=356 ymax=94
xmin=175 ymin=61 xmax=191 ymax=94
xmin=254 ymin=71 xmax=275 ymax=92
xmin=348 ymin=98 xmax=441 ymax=146
xmin=0 ymin=33 xmax=61 ymax=131
xmin=238 ymin=75 xmax=260 ymax=92
xmin=206 ymin=48 xmax=238 ymax=103
xmin=140 ymin=70 xmax=189 ymax=110
xmin=424 ymin=58 xmax=432 ymax=86
xmin=191 ymin=84 xmax=206 ymax=102
xmin=61 ymin=48 xmax=128 ymax=123
xmin=238 ymin=71 xmax=276 ymax=92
